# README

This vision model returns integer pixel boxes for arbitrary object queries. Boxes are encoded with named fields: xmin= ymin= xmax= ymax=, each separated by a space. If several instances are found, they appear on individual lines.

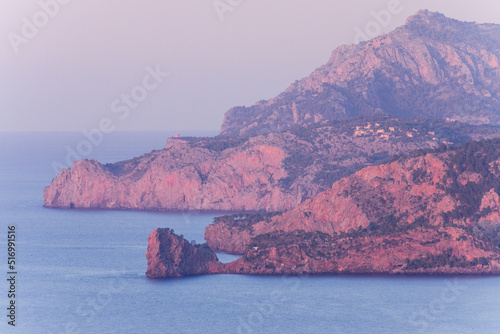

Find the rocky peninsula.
xmin=147 ymin=140 xmax=500 ymax=277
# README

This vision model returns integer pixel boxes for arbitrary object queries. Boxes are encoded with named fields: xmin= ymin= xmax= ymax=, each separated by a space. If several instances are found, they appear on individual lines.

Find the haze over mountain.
xmin=221 ymin=10 xmax=500 ymax=137
xmin=43 ymin=118 xmax=500 ymax=211
xmin=44 ymin=11 xmax=500 ymax=213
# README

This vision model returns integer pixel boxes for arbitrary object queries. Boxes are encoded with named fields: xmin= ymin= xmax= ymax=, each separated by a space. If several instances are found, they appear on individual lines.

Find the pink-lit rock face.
xmin=223 ymin=228 xmax=500 ymax=276
xmin=206 ymin=141 xmax=500 ymax=256
xmin=145 ymin=228 xmax=224 ymax=278
xmin=149 ymin=141 xmax=500 ymax=278
xmin=44 ymin=138 xmax=297 ymax=212
xmin=43 ymin=120 xmax=500 ymax=212
xmin=221 ymin=10 xmax=500 ymax=138
xmin=148 ymin=227 xmax=500 ymax=278
xmin=44 ymin=11 xmax=500 ymax=213
xmin=206 ymin=153 xmax=453 ymax=253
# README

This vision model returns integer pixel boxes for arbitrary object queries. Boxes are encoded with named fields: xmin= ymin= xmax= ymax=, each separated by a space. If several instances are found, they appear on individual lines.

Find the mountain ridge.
xmin=44 ymin=11 xmax=500 ymax=214
xmin=220 ymin=10 xmax=500 ymax=137
xmin=196 ymin=139 xmax=500 ymax=276
xmin=205 ymin=139 xmax=500 ymax=254
xmin=146 ymin=139 xmax=500 ymax=277
xmin=43 ymin=117 xmax=500 ymax=211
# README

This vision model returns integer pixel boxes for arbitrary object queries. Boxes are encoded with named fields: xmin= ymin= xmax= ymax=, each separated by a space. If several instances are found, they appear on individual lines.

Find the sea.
xmin=0 ymin=132 xmax=499 ymax=334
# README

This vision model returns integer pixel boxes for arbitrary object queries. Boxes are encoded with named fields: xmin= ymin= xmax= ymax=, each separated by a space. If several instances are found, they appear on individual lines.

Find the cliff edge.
xmin=149 ymin=140 xmax=500 ymax=277
xmin=146 ymin=228 xmax=224 ymax=278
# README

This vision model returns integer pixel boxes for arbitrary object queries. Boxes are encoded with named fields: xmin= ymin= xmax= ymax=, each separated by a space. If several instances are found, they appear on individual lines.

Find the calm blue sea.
xmin=0 ymin=132 xmax=499 ymax=334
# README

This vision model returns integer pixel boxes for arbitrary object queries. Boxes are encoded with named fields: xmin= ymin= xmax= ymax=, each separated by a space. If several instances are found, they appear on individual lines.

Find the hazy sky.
xmin=1 ymin=0 xmax=500 ymax=132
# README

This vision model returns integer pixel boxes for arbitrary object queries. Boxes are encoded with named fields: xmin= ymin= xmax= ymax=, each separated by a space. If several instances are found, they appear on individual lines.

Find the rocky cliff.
xmin=149 ymin=223 xmax=500 ymax=277
xmin=147 ymin=228 xmax=500 ymax=277
xmin=148 ymin=139 xmax=500 ymax=277
xmin=43 ymin=118 xmax=500 ymax=211
xmin=44 ymin=10 xmax=500 ymax=212
xmin=206 ymin=139 xmax=500 ymax=255
xmin=146 ymin=228 xmax=224 ymax=278
xmin=221 ymin=10 xmax=500 ymax=137
xmin=223 ymin=228 xmax=500 ymax=275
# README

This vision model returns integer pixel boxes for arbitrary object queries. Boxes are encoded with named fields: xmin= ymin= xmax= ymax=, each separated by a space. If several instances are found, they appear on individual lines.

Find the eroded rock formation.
xmin=146 ymin=228 xmax=224 ymax=278
xmin=44 ymin=119 xmax=499 ymax=211
xmin=151 ymin=140 xmax=500 ymax=277
xmin=206 ymin=140 xmax=500 ymax=254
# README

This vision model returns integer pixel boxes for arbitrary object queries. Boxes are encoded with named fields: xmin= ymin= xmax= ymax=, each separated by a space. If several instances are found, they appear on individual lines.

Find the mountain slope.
xmin=221 ymin=10 xmax=500 ymax=137
xmin=148 ymin=139 xmax=500 ymax=277
xmin=205 ymin=139 xmax=500 ymax=255
xmin=43 ymin=118 xmax=499 ymax=211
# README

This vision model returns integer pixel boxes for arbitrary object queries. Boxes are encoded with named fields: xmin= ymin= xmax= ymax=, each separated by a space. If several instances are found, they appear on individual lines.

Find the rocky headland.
xmin=148 ymin=140 xmax=500 ymax=277
xmin=44 ymin=10 xmax=500 ymax=212
xmin=43 ymin=118 xmax=500 ymax=212
xmin=37 ymin=10 xmax=500 ymax=277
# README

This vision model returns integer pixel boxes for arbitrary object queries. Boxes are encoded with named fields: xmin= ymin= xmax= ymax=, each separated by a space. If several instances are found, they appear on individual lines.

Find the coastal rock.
xmin=145 ymin=228 xmax=224 ymax=278
xmin=44 ymin=138 xmax=296 ymax=211
xmin=206 ymin=140 xmax=500 ymax=255
xmin=43 ymin=10 xmax=500 ymax=212
xmin=149 ymin=226 xmax=500 ymax=277
xmin=149 ymin=140 xmax=500 ymax=278
xmin=224 ymin=229 xmax=500 ymax=275
xmin=43 ymin=119 xmax=499 ymax=212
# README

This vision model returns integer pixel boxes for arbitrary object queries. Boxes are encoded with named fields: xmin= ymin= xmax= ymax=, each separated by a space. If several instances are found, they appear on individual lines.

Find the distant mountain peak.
xmin=405 ymin=9 xmax=447 ymax=24
xmin=402 ymin=10 xmax=472 ymax=39
xmin=220 ymin=11 xmax=500 ymax=138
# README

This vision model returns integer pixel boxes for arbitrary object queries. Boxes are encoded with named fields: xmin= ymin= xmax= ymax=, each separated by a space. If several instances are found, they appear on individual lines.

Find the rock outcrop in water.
xmin=146 ymin=228 xmax=224 ymax=278
xmin=148 ymin=224 xmax=500 ymax=277
xmin=221 ymin=10 xmax=500 ymax=137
